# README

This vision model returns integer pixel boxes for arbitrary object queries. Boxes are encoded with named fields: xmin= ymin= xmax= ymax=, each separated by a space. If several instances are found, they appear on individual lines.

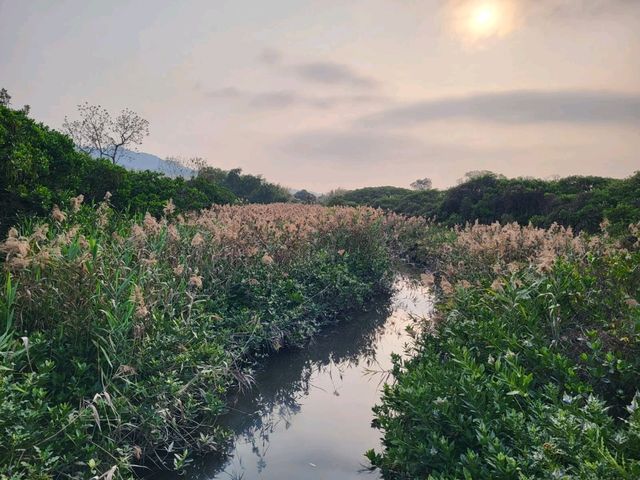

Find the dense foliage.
xmin=194 ymin=166 xmax=291 ymax=204
xmin=0 ymin=104 xmax=240 ymax=231
xmin=368 ymin=222 xmax=640 ymax=479
xmin=328 ymin=172 xmax=640 ymax=234
xmin=0 ymin=200 xmax=419 ymax=479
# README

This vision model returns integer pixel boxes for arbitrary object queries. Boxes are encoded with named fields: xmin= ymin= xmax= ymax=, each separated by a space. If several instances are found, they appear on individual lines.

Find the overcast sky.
xmin=1 ymin=0 xmax=639 ymax=191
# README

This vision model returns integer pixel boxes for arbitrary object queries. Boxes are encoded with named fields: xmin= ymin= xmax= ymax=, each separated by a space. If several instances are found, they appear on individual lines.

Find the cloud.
xmin=204 ymin=87 xmax=242 ymax=98
xmin=359 ymin=90 xmax=640 ymax=127
xmin=257 ymin=48 xmax=378 ymax=89
xmin=280 ymin=130 xmax=422 ymax=164
xmin=250 ymin=91 xmax=300 ymax=109
xmin=446 ymin=0 xmax=638 ymax=20
xmin=258 ymin=48 xmax=282 ymax=65
xmin=520 ymin=0 xmax=638 ymax=17
xmin=204 ymin=86 xmax=387 ymax=110
xmin=291 ymin=62 xmax=378 ymax=88
xmin=279 ymin=129 xmax=483 ymax=165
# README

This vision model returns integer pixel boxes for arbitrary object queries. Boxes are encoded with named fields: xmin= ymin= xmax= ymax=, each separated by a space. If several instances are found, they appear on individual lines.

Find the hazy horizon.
xmin=2 ymin=0 xmax=639 ymax=191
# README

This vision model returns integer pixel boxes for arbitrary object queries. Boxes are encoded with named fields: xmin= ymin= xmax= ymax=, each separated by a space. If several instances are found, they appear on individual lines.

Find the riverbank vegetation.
xmin=368 ymin=221 xmax=640 ymax=479
xmin=0 ymin=199 xmax=423 ymax=478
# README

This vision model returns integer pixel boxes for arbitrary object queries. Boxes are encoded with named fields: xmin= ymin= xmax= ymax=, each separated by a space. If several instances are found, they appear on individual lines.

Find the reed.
xmin=0 ymin=198 xmax=418 ymax=479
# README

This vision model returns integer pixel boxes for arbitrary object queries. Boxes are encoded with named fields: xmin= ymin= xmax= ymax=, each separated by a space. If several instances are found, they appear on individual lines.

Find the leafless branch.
xmin=63 ymin=102 xmax=149 ymax=164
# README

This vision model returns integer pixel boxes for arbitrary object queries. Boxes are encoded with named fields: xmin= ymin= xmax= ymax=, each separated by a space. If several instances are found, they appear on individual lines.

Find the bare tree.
xmin=63 ymin=102 xmax=149 ymax=164
xmin=163 ymin=156 xmax=205 ymax=178
xmin=164 ymin=156 xmax=189 ymax=178
xmin=185 ymin=157 xmax=207 ymax=173
xmin=410 ymin=177 xmax=433 ymax=190
xmin=164 ymin=156 xmax=208 ymax=177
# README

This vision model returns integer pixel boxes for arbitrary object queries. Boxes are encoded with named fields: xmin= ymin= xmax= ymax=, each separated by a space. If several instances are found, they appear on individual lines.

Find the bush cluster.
xmin=328 ymin=172 xmax=640 ymax=235
xmin=368 ymin=222 xmax=640 ymax=479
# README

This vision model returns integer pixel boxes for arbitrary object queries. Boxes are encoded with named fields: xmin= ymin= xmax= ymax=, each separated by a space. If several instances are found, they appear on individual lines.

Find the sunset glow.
xmin=451 ymin=0 xmax=517 ymax=45
xmin=471 ymin=5 xmax=499 ymax=34
xmin=2 ymin=0 xmax=639 ymax=191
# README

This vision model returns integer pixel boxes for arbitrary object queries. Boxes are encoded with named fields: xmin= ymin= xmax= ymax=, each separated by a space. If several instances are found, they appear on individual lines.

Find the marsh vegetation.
xmin=1 ymin=100 xmax=639 ymax=480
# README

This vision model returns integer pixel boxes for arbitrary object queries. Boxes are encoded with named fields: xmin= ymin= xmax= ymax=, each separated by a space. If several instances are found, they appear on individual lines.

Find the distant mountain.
xmin=96 ymin=151 xmax=314 ymax=193
xmin=91 ymin=149 xmax=195 ymax=178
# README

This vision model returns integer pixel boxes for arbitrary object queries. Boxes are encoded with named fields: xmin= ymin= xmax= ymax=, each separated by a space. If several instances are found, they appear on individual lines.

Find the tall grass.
xmin=0 ymin=197 xmax=422 ymax=479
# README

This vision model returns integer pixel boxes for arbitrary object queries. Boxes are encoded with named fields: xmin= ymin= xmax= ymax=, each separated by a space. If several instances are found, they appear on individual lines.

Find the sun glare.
xmin=449 ymin=0 xmax=518 ymax=46
xmin=472 ymin=6 xmax=498 ymax=32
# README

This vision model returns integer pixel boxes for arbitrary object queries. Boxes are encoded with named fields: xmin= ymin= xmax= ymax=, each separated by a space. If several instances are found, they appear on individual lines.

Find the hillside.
xmin=97 ymin=150 xmax=195 ymax=178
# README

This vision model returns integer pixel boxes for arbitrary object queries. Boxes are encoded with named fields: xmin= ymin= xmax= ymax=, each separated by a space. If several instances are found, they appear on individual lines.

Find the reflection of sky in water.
xmin=182 ymin=272 xmax=433 ymax=480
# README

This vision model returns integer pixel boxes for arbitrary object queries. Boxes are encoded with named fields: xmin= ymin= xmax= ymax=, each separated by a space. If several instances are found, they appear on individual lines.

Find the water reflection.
xmin=184 ymin=272 xmax=433 ymax=480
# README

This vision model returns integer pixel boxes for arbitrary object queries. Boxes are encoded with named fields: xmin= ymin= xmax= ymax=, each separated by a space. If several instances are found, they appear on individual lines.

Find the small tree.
xmin=164 ymin=156 xmax=187 ymax=178
xmin=294 ymin=189 xmax=317 ymax=204
xmin=457 ymin=170 xmax=502 ymax=184
xmin=0 ymin=88 xmax=30 ymax=114
xmin=0 ymin=88 xmax=11 ymax=107
xmin=197 ymin=166 xmax=228 ymax=184
xmin=63 ymin=102 xmax=149 ymax=164
xmin=410 ymin=177 xmax=433 ymax=190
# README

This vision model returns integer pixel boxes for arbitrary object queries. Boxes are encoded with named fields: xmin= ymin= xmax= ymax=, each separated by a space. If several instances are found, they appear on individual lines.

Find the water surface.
xmin=183 ymin=272 xmax=433 ymax=479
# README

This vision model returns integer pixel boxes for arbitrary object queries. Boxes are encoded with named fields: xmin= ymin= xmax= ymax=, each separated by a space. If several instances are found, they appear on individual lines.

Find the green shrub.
xmin=368 ymin=233 xmax=640 ymax=479
xmin=0 ymin=104 xmax=236 ymax=232
xmin=327 ymin=173 xmax=640 ymax=234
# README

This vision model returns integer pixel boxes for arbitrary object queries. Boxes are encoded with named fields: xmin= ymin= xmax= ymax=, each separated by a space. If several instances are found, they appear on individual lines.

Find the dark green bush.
xmin=0 ymin=105 xmax=236 ymax=232
xmin=328 ymin=173 xmax=640 ymax=234
xmin=368 ymin=242 xmax=640 ymax=479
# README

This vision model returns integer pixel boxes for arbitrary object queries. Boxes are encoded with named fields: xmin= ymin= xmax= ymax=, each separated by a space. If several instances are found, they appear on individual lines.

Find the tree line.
xmin=2 ymin=91 xmax=638 ymax=235
xmin=0 ymin=98 xmax=291 ymax=231
xmin=326 ymin=171 xmax=640 ymax=235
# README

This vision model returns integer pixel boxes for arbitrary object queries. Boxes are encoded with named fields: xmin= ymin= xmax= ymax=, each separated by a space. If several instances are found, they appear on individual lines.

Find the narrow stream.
xmin=180 ymin=270 xmax=433 ymax=479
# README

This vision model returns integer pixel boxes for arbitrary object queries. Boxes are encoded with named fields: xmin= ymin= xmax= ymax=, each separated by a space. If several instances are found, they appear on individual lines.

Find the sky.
xmin=1 ymin=0 xmax=639 ymax=191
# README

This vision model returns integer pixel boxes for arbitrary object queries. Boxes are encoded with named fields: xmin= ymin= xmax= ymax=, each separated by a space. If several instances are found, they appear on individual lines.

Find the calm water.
xmin=176 ymin=272 xmax=433 ymax=480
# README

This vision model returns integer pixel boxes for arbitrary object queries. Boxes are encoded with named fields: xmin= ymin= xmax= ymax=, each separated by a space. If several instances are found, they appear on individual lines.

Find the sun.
xmin=449 ymin=0 xmax=518 ymax=46
xmin=469 ymin=3 xmax=501 ymax=37
xmin=472 ymin=6 xmax=499 ymax=31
